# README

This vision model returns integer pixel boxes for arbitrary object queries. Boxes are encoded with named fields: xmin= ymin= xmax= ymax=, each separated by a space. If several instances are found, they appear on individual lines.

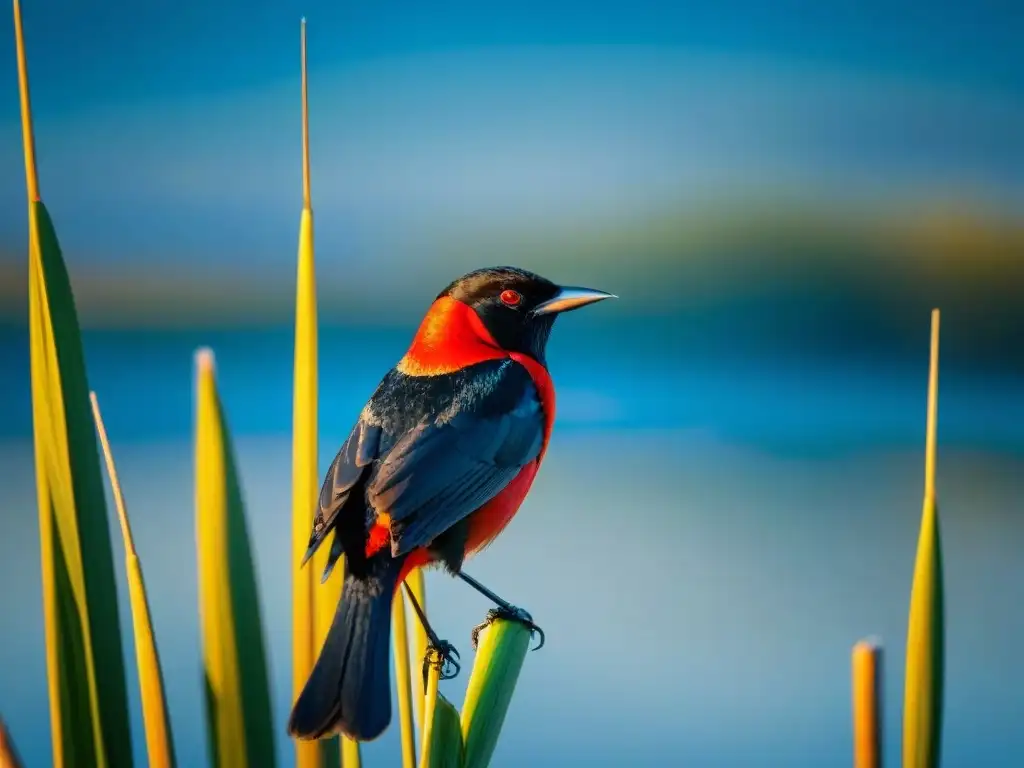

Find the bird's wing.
xmin=300 ymin=416 xmax=382 ymax=568
xmin=368 ymin=359 xmax=544 ymax=556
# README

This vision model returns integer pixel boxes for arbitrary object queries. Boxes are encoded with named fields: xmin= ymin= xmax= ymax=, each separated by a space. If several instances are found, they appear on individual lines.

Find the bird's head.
xmin=399 ymin=266 xmax=615 ymax=375
xmin=438 ymin=266 xmax=615 ymax=362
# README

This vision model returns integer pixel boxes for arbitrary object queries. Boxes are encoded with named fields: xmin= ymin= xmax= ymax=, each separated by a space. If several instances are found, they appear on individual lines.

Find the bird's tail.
xmin=288 ymin=555 xmax=403 ymax=741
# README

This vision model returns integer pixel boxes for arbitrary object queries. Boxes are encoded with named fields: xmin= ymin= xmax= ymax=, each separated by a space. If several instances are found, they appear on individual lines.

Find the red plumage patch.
xmin=396 ymin=297 xmax=506 ymax=376
xmin=366 ymin=521 xmax=390 ymax=558
xmin=509 ymin=351 xmax=556 ymax=458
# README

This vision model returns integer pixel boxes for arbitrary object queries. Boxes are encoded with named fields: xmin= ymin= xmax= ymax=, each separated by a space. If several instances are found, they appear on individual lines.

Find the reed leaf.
xmin=852 ymin=638 xmax=882 ymax=768
xmin=419 ymin=651 xmax=464 ymax=768
xmin=392 ymin=589 xmax=417 ymax=768
xmin=406 ymin=568 xmax=429 ymax=733
xmin=421 ymin=696 xmax=462 ymax=768
xmin=16 ymin=2 xmax=134 ymax=764
xmin=902 ymin=309 xmax=944 ymax=768
xmin=289 ymin=17 xmax=323 ymax=768
xmin=0 ymin=718 xmax=24 ymax=768
xmin=288 ymin=18 xmax=354 ymax=766
xmin=460 ymin=620 xmax=531 ymax=768
xmin=90 ymin=393 xmax=177 ymax=768
xmin=195 ymin=349 xmax=276 ymax=768
xmin=341 ymin=733 xmax=363 ymax=768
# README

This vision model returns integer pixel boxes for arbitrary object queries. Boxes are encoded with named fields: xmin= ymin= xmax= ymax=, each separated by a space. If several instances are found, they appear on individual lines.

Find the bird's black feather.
xmin=301 ymin=357 xmax=544 ymax=576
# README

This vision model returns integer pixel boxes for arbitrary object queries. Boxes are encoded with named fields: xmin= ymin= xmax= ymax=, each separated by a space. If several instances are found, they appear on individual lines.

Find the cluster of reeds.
xmin=9 ymin=6 xmax=531 ymax=767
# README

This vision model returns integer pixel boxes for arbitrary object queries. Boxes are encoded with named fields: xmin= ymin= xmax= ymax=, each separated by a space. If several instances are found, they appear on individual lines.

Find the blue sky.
xmin=0 ymin=0 xmax=1021 ymax=277
xmin=6 ymin=0 xmax=1022 ymax=105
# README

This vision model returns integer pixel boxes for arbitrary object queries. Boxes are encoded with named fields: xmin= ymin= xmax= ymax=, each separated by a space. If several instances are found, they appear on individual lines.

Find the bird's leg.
xmin=456 ymin=571 xmax=545 ymax=651
xmin=402 ymin=582 xmax=460 ymax=686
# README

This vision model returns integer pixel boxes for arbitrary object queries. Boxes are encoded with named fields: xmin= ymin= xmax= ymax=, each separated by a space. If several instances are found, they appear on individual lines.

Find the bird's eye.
xmin=499 ymin=289 xmax=522 ymax=307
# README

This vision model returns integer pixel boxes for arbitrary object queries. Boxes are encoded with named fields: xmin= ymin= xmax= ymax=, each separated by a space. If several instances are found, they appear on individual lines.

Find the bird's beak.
xmin=530 ymin=286 xmax=617 ymax=316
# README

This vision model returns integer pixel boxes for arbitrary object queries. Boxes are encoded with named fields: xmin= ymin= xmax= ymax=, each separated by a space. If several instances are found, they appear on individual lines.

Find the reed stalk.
xmin=195 ymin=349 xmax=276 ymax=768
xmin=288 ymin=19 xmax=355 ymax=766
xmin=393 ymin=588 xmax=418 ymax=768
xmin=902 ymin=309 xmax=945 ymax=768
xmin=460 ymin=620 xmax=532 ymax=768
xmin=853 ymin=638 xmax=882 ymax=768
xmin=91 ymin=393 xmax=177 ymax=768
xmin=419 ymin=650 xmax=464 ymax=768
xmin=407 ymin=568 xmax=430 ymax=733
xmin=16 ymin=1 xmax=133 ymax=764
xmin=0 ymin=718 xmax=24 ymax=768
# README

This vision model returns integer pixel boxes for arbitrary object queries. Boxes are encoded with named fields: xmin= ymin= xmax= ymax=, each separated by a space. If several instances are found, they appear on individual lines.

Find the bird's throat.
xmin=397 ymin=296 xmax=506 ymax=376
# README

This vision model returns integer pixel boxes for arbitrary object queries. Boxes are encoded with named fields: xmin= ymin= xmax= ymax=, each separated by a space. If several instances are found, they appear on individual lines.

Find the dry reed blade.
xmin=0 ymin=718 xmax=25 ymax=768
xmin=853 ymin=638 xmax=882 ymax=768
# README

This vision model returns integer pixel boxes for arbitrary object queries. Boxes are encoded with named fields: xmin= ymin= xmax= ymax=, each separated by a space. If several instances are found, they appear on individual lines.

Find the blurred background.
xmin=0 ymin=1 xmax=1021 ymax=766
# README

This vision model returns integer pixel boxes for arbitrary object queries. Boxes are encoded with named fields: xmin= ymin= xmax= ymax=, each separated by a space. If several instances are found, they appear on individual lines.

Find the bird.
xmin=287 ymin=266 xmax=615 ymax=742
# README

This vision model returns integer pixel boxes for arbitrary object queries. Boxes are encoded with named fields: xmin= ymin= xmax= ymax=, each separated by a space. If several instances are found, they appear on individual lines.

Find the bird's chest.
xmin=461 ymin=352 xmax=554 ymax=558
xmin=465 ymin=460 xmax=541 ymax=556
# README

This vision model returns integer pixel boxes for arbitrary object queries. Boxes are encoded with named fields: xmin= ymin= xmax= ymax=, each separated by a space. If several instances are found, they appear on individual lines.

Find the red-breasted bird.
xmin=287 ymin=266 xmax=615 ymax=742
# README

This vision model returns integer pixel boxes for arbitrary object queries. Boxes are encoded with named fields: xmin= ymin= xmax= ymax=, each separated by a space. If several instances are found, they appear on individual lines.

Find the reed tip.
xmin=195 ymin=347 xmax=216 ymax=373
xmin=854 ymin=636 xmax=883 ymax=653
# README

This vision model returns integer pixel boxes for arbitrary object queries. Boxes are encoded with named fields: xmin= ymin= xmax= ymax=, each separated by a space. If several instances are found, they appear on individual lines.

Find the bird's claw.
xmin=471 ymin=606 xmax=545 ymax=651
xmin=422 ymin=640 xmax=461 ymax=688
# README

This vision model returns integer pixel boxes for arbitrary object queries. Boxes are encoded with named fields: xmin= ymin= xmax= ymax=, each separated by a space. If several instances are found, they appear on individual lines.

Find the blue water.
xmin=1 ymin=324 xmax=1021 ymax=454
xmin=0 ymin=323 xmax=1022 ymax=767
